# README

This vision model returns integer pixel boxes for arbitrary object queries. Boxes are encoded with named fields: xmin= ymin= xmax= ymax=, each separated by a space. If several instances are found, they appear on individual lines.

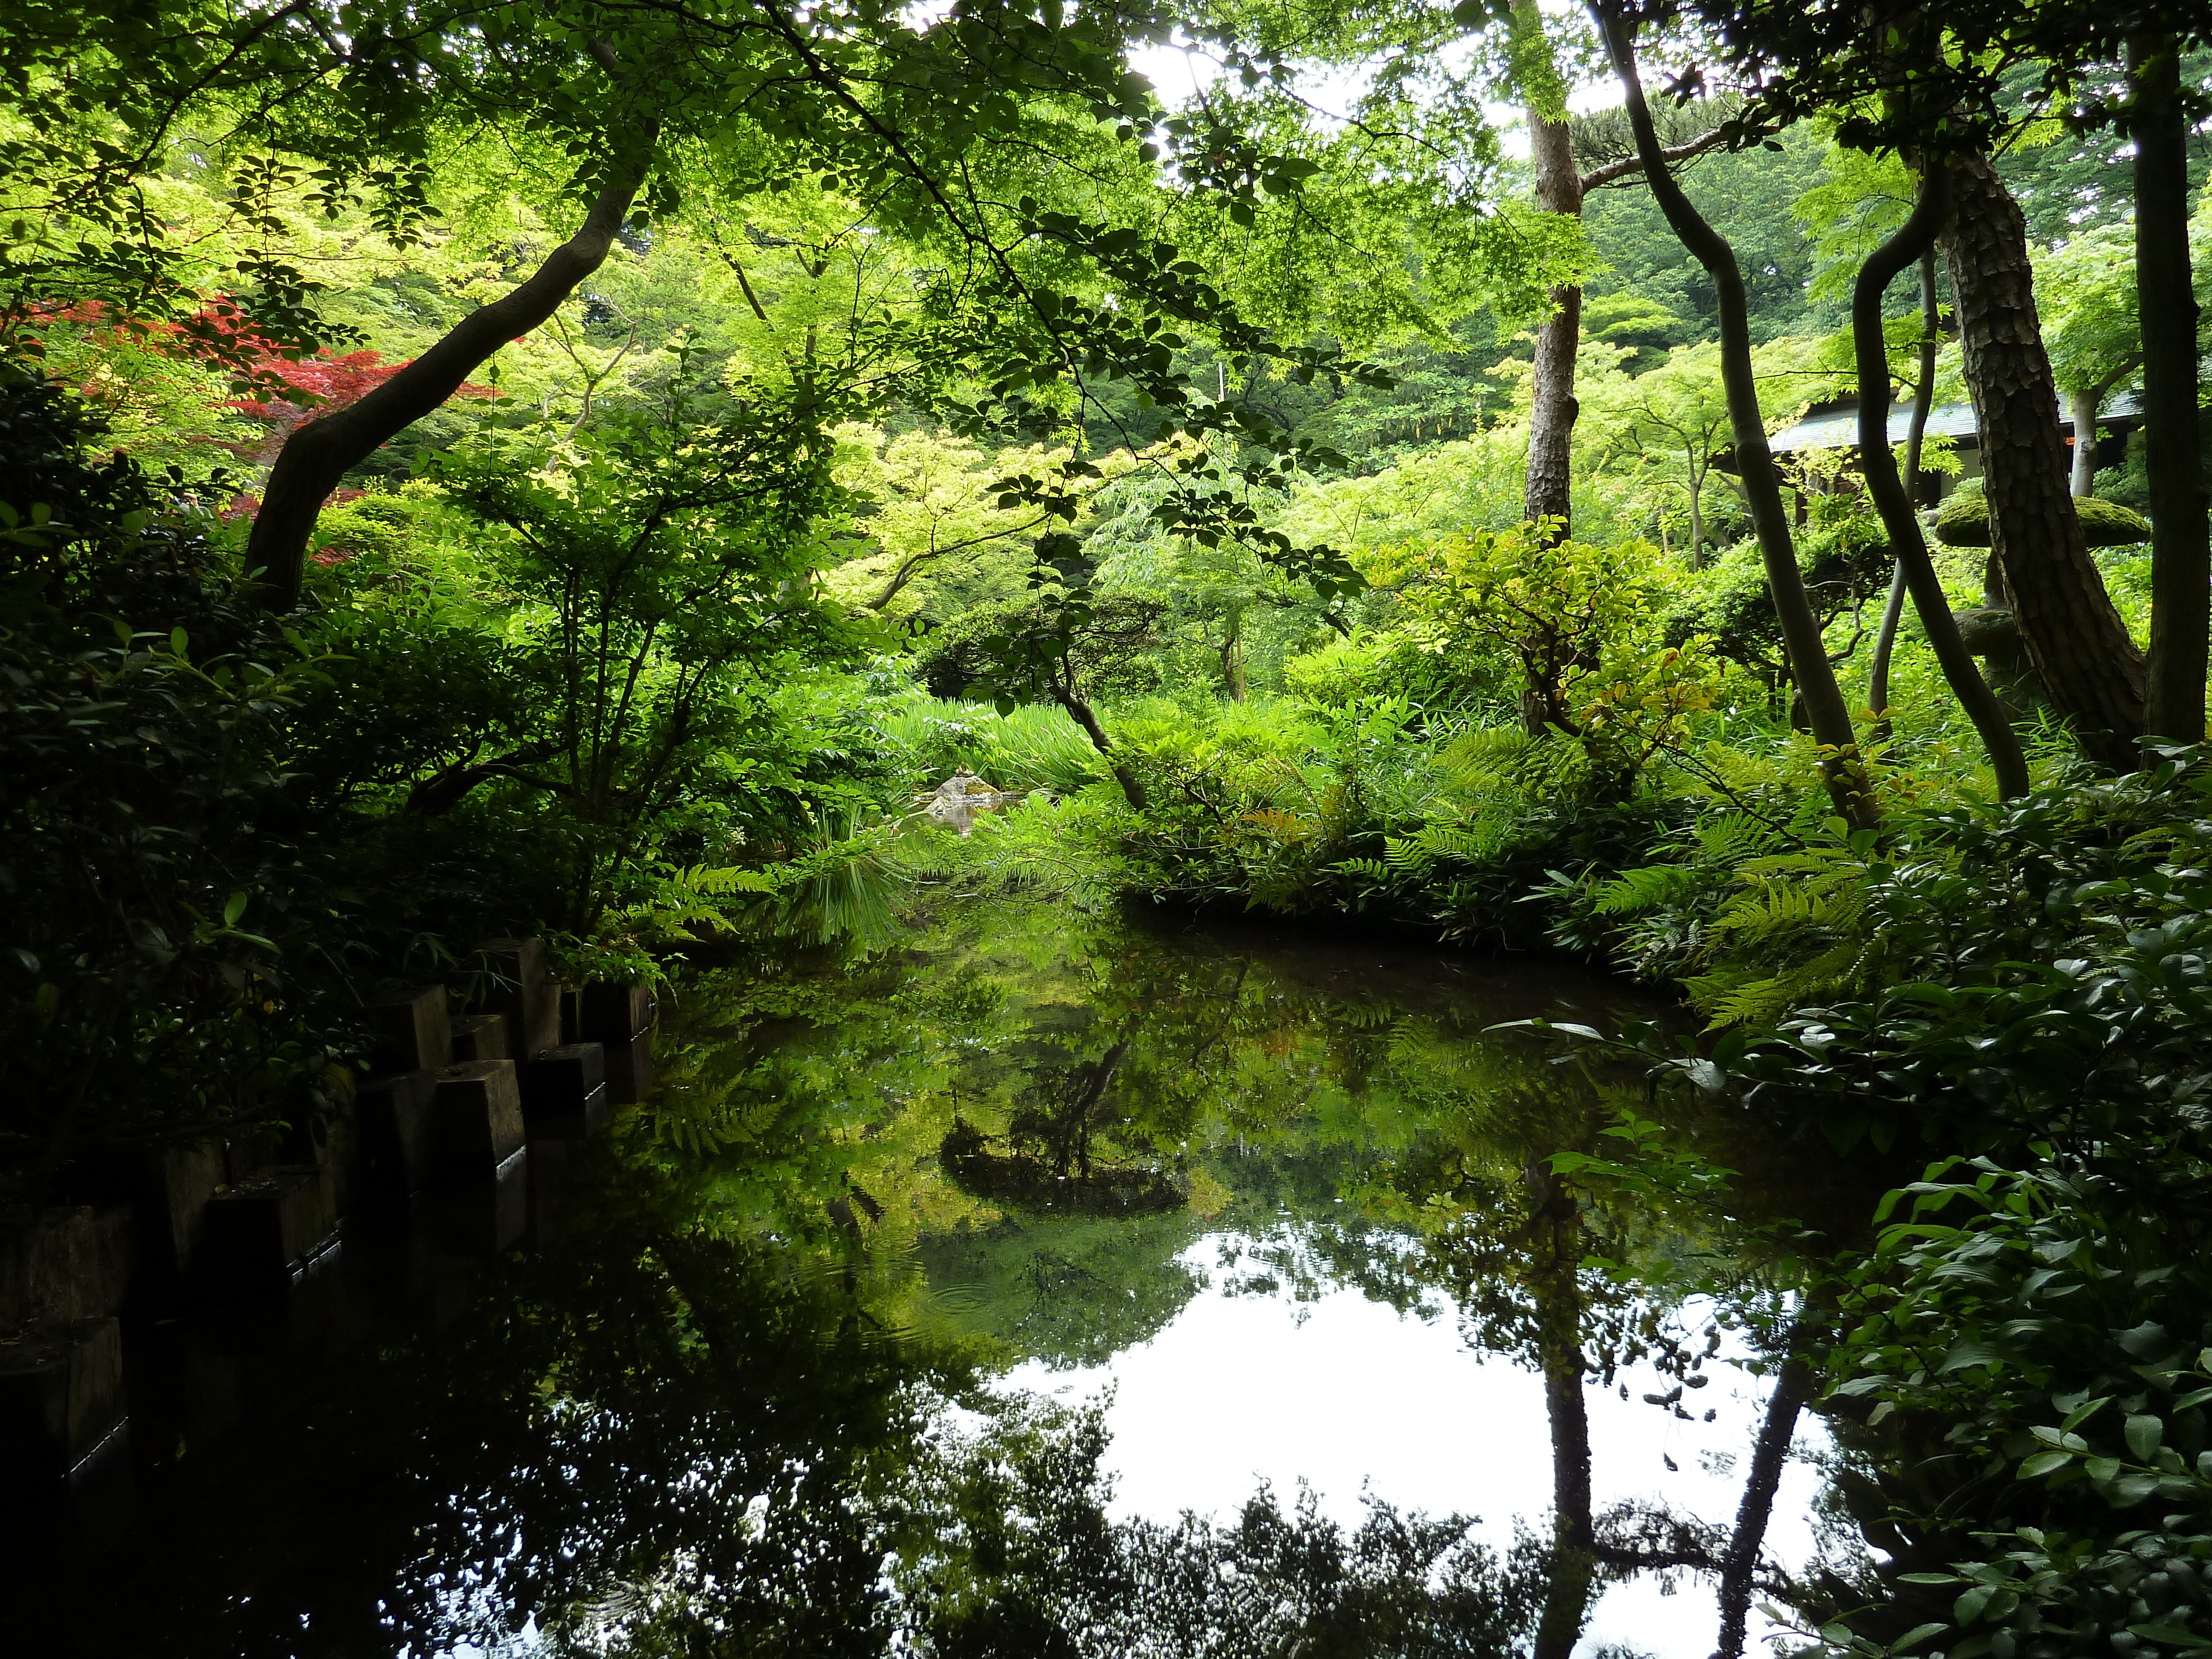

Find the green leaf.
xmin=2125 ymin=1413 xmax=2165 ymax=1461
xmin=2018 ymin=1450 xmax=2075 ymax=1478
xmin=223 ymin=892 xmax=248 ymax=927
xmin=170 ymin=625 xmax=188 ymax=659
xmin=1955 ymin=1584 xmax=1994 ymax=1624
xmin=2129 ymin=1626 xmax=2212 ymax=1650
xmin=2060 ymin=1396 xmax=2111 ymax=1432
xmin=1940 ymin=1338 xmax=2011 ymax=1374
xmin=2110 ymin=1471 xmax=2161 ymax=1506
xmin=1893 ymin=1624 xmax=1950 ymax=1654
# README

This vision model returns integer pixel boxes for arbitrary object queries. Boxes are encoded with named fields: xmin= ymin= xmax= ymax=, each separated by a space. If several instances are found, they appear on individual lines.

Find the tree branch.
xmin=1578 ymin=124 xmax=1732 ymax=191
xmin=245 ymin=150 xmax=654 ymax=609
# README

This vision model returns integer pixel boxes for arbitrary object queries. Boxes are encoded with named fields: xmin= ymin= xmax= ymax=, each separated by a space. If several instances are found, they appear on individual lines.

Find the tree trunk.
xmin=1714 ymin=1333 xmax=1817 ymax=1659
xmin=2132 ymin=34 xmax=2210 ymax=747
xmin=2068 ymin=385 xmax=2102 ymax=499
xmin=1525 ymin=106 xmax=1585 ymax=541
xmin=1867 ymin=253 xmax=1938 ymax=748
xmin=245 ymin=163 xmax=651 ymax=610
xmin=1687 ymin=456 xmax=1707 ymax=569
xmin=1940 ymin=149 xmax=2146 ymax=765
xmin=1526 ymin=1159 xmax=1596 ymax=1659
xmin=1867 ymin=253 xmax=1943 ymax=744
xmin=1595 ymin=1 xmax=1878 ymax=832
xmin=1054 ymin=683 xmax=1148 ymax=811
xmin=1855 ymin=166 xmax=2030 ymax=797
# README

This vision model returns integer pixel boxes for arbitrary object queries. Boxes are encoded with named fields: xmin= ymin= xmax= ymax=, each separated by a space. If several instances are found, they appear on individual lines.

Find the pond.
xmin=17 ymin=894 xmax=1875 ymax=1656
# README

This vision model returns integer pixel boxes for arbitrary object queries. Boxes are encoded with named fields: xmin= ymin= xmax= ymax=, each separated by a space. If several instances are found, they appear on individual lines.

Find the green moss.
xmin=1934 ymin=491 xmax=2152 ymax=549
xmin=2079 ymin=495 xmax=2156 ymax=545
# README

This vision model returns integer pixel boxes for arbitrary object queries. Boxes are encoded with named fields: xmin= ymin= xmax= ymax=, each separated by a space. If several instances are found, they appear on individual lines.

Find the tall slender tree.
xmin=1854 ymin=164 xmax=2032 ymax=796
xmin=1593 ymin=0 xmax=1880 ymax=832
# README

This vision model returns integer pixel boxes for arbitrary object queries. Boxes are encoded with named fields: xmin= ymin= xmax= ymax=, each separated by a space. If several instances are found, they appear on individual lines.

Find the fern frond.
xmin=1694 ymin=812 xmax=1781 ymax=866
xmin=1439 ymin=727 xmax=1542 ymax=787
xmin=1590 ymin=863 xmax=1699 ymax=916
xmin=1713 ymin=880 xmax=1833 ymax=936
xmin=1703 ymin=974 xmax=1799 ymax=1029
xmin=676 ymin=863 xmax=784 ymax=896
xmin=1334 ymin=858 xmax=1394 ymax=882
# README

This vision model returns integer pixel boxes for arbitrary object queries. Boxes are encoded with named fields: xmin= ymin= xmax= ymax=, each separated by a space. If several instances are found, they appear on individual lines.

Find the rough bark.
xmin=1940 ymin=150 xmax=2146 ymax=764
xmin=1868 ymin=252 xmax=1943 ymax=742
xmin=1595 ymin=1 xmax=1879 ymax=832
xmin=246 ymin=161 xmax=652 ymax=609
xmin=1525 ymin=109 xmax=1585 ymax=540
xmin=1855 ymin=168 xmax=2030 ymax=797
xmin=2132 ymin=34 xmax=2210 ymax=746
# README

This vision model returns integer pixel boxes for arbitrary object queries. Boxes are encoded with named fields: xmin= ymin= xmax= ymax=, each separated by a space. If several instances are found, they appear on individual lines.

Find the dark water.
xmin=15 ymin=895 xmax=1866 ymax=1656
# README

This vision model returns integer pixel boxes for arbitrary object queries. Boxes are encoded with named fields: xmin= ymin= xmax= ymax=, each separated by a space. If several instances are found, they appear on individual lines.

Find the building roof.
xmin=1765 ymin=390 xmax=2143 ymax=456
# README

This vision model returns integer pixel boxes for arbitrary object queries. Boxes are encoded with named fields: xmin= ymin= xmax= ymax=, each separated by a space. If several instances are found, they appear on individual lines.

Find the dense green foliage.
xmin=7 ymin=0 xmax=2212 ymax=1652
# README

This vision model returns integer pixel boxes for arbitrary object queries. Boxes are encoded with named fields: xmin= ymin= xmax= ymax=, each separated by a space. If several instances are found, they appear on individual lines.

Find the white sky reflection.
xmin=1002 ymin=1232 xmax=1829 ymax=1659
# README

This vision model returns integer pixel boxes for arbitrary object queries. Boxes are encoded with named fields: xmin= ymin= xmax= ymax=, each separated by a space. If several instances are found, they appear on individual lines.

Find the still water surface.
xmin=23 ymin=895 xmax=1861 ymax=1655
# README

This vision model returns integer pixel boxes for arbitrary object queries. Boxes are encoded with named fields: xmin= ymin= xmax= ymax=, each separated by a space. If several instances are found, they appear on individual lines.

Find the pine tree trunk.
xmin=1687 ymin=455 xmax=1707 ymax=568
xmin=2132 ymin=34 xmax=2210 ymax=746
xmin=1596 ymin=1 xmax=1878 ymax=831
xmin=1054 ymin=681 xmax=1147 ymax=811
xmin=1525 ymin=110 xmax=1584 ymax=540
xmin=1939 ymin=150 xmax=2145 ymax=765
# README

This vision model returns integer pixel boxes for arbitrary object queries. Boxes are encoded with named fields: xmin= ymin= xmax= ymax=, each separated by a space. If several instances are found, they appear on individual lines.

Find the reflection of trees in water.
xmin=54 ymin=898 xmax=1845 ymax=1656
xmin=939 ymin=1042 xmax=1187 ymax=1218
xmin=64 ymin=1156 xmax=959 ymax=1657
xmin=919 ymin=1209 xmax=1206 ymax=1369
xmin=911 ymin=906 xmax=1827 ymax=1657
xmin=900 ymin=1392 xmax=1551 ymax=1657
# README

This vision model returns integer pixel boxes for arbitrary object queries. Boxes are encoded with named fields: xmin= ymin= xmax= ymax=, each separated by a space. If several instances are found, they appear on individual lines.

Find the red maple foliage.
xmin=34 ymin=296 xmax=492 ymax=443
xmin=35 ymin=296 xmax=495 ymax=520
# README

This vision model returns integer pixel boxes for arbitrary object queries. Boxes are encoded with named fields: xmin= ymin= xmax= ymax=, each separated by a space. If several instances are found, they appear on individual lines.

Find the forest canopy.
xmin=4 ymin=0 xmax=2212 ymax=1653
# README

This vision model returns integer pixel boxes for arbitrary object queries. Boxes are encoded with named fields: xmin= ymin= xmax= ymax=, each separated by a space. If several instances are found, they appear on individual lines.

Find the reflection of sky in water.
xmin=1003 ymin=1232 xmax=1827 ymax=1659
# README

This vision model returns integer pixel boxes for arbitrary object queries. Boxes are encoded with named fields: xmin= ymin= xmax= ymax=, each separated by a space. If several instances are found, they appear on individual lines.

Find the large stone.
xmin=279 ymin=1078 xmax=361 ymax=1218
xmin=578 ymin=980 xmax=655 ymax=1044
xmin=0 ymin=1206 xmax=137 ymax=1333
xmin=200 ymin=1167 xmax=340 ymax=1285
xmin=427 ymin=1151 xmax=530 ymax=1258
xmin=0 ymin=1317 xmax=127 ymax=1481
xmin=362 ymin=985 xmax=452 ymax=1077
xmin=357 ymin=1070 xmax=438 ymax=1197
xmin=448 ymin=1013 xmax=509 ymax=1065
xmin=431 ymin=1061 xmax=525 ymax=1181
xmin=470 ymin=938 xmax=560 ymax=1058
xmin=144 ymin=1142 xmax=226 ymax=1286
xmin=518 ymin=1043 xmax=604 ymax=1134
xmin=603 ymin=1030 xmax=654 ymax=1104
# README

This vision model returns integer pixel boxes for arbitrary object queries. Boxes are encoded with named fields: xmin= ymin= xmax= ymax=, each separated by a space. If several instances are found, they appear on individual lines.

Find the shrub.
xmin=1934 ymin=490 xmax=2152 ymax=549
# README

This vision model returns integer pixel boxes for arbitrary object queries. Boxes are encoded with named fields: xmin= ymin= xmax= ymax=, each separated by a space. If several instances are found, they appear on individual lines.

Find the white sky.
xmin=1002 ymin=1234 xmax=1834 ymax=1659
xmin=1125 ymin=30 xmax=1627 ymax=163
